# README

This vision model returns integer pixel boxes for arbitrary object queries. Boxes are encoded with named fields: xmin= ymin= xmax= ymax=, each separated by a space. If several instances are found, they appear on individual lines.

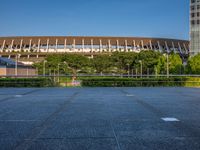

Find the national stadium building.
xmin=0 ymin=36 xmax=189 ymax=62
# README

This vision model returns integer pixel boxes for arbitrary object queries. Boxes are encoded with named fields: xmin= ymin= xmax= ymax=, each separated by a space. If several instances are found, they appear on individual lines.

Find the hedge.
xmin=81 ymin=77 xmax=200 ymax=87
xmin=0 ymin=78 xmax=54 ymax=87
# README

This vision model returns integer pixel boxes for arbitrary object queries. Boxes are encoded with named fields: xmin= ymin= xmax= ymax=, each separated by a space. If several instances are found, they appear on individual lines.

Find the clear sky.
xmin=0 ymin=0 xmax=189 ymax=40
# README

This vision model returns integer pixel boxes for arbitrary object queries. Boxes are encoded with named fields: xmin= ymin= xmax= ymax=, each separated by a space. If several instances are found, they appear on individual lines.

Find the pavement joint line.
xmin=21 ymin=89 xmax=41 ymax=96
xmin=110 ymin=122 xmax=122 ymax=150
xmin=107 ymin=104 xmax=122 ymax=150
xmin=14 ymin=91 xmax=80 ymax=150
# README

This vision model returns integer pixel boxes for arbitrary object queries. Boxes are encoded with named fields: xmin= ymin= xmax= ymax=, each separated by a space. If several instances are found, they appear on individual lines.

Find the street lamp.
xmin=166 ymin=53 xmax=169 ymax=78
xmin=57 ymin=63 xmax=61 ymax=83
xmin=139 ymin=60 xmax=143 ymax=78
xmin=43 ymin=60 xmax=47 ymax=76
xmin=126 ymin=63 xmax=130 ymax=78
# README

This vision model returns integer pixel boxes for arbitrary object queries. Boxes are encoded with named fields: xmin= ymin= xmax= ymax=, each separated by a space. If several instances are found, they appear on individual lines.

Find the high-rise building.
xmin=190 ymin=0 xmax=200 ymax=55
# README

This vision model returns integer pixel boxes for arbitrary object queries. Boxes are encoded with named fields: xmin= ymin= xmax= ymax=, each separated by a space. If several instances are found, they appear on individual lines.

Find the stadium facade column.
xmin=20 ymin=39 xmax=23 ymax=51
xmin=125 ymin=40 xmax=128 ymax=52
xmin=149 ymin=40 xmax=153 ymax=50
xmin=108 ymin=39 xmax=111 ymax=52
xmin=172 ymin=41 xmax=176 ymax=53
xmin=157 ymin=41 xmax=162 ymax=52
xmin=99 ymin=39 xmax=102 ymax=53
xmin=73 ymin=39 xmax=76 ymax=50
xmin=178 ymin=42 xmax=183 ymax=54
xmin=37 ymin=39 xmax=41 ymax=52
xmin=29 ymin=39 xmax=32 ymax=52
xmin=10 ymin=40 xmax=14 ymax=52
xmin=1 ymin=40 xmax=6 ymax=51
xmin=64 ymin=38 xmax=67 ymax=52
xmin=165 ymin=41 xmax=169 ymax=53
xmin=82 ymin=39 xmax=85 ymax=52
xmin=116 ymin=40 xmax=119 ymax=52
xmin=46 ymin=39 xmax=49 ymax=52
xmin=91 ymin=39 xmax=94 ymax=53
xmin=141 ymin=40 xmax=144 ymax=50
xmin=55 ymin=39 xmax=58 ymax=52
xmin=183 ymin=43 xmax=188 ymax=54
xmin=133 ymin=40 xmax=136 ymax=51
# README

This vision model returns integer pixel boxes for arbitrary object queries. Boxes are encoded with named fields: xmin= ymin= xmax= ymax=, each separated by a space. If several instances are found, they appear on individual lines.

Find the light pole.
xmin=136 ymin=68 xmax=138 ymax=79
xmin=127 ymin=64 xmax=130 ymax=78
xmin=57 ymin=63 xmax=60 ymax=83
xmin=166 ymin=53 xmax=169 ymax=78
xmin=139 ymin=60 xmax=143 ymax=78
xmin=43 ymin=60 xmax=47 ymax=76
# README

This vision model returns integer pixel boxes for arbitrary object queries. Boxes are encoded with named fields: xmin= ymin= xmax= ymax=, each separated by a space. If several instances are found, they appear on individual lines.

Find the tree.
xmin=156 ymin=53 xmax=183 ymax=75
xmin=92 ymin=55 xmax=112 ymax=73
xmin=168 ymin=53 xmax=183 ymax=74
xmin=137 ymin=50 xmax=161 ymax=74
xmin=61 ymin=54 xmax=90 ymax=75
xmin=186 ymin=54 xmax=200 ymax=74
xmin=112 ymin=52 xmax=137 ymax=74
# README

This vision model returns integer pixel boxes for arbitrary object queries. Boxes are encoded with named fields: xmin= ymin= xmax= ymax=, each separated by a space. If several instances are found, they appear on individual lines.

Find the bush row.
xmin=81 ymin=77 xmax=200 ymax=87
xmin=0 ymin=78 xmax=54 ymax=87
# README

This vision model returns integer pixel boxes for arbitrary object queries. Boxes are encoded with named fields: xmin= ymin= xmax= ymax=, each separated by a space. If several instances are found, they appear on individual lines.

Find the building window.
xmin=191 ymin=13 xmax=195 ymax=17
xmin=197 ymin=20 xmax=200 ymax=24
xmin=191 ymin=6 xmax=195 ymax=10
xmin=191 ymin=0 xmax=195 ymax=3
xmin=191 ymin=20 xmax=195 ymax=25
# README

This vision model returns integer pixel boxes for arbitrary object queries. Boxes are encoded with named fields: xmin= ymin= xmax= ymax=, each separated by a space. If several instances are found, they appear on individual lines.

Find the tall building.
xmin=190 ymin=0 xmax=200 ymax=55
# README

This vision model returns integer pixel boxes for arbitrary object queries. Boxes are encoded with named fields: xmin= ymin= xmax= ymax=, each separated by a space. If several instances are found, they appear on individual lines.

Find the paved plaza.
xmin=0 ymin=87 xmax=200 ymax=150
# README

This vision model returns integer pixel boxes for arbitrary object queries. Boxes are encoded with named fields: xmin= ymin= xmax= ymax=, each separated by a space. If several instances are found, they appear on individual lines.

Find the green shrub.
xmin=81 ymin=77 xmax=200 ymax=87
xmin=0 ymin=78 xmax=54 ymax=87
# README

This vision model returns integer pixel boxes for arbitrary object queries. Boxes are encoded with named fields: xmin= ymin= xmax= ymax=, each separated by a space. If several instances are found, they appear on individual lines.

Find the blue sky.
xmin=0 ymin=0 xmax=189 ymax=40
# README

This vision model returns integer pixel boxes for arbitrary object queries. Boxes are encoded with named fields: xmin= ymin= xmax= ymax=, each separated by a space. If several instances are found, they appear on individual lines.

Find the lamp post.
xmin=139 ymin=60 xmax=143 ymax=78
xmin=57 ymin=63 xmax=60 ymax=83
xmin=127 ymin=63 xmax=130 ymax=78
xmin=43 ymin=60 xmax=47 ymax=76
xmin=166 ymin=53 xmax=169 ymax=78
xmin=136 ymin=68 xmax=138 ymax=79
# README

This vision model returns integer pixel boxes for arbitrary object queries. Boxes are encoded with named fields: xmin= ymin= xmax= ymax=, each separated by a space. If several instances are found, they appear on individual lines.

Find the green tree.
xmin=61 ymin=54 xmax=90 ymax=75
xmin=186 ymin=54 xmax=200 ymax=74
xmin=137 ymin=50 xmax=161 ymax=74
xmin=156 ymin=53 xmax=183 ymax=75
xmin=168 ymin=53 xmax=183 ymax=74
xmin=92 ymin=55 xmax=112 ymax=73
xmin=112 ymin=52 xmax=137 ymax=74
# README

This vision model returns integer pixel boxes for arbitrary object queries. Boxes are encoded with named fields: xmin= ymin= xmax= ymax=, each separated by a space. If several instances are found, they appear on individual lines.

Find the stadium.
xmin=0 ymin=36 xmax=189 ymax=62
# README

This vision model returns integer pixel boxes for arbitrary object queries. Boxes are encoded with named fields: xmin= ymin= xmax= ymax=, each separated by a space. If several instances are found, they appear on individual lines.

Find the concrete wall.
xmin=0 ymin=67 xmax=37 ymax=76
xmin=0 ymin=68 xmax=6 ymax=75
